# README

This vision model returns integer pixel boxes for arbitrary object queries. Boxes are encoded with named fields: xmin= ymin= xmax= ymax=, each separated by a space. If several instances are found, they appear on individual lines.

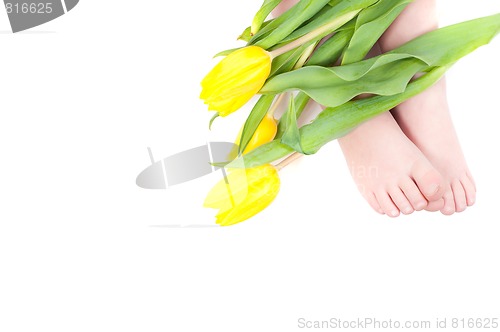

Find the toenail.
xmin=444 ymin=208 xmax=454 ymax=215
xmin=403 ymin=207 xmax=413 ymax=215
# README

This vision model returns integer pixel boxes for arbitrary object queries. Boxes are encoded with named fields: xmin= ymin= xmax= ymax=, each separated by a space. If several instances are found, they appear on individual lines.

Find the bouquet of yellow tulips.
xmin=201 ymin=0 xmax=500 ymax=226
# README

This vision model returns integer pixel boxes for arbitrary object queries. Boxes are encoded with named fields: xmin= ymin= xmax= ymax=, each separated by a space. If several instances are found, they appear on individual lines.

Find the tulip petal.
xmin=204 ymin=165 xmax=280 ymax=226
xmin=200 ymin=46 xmax=272 ymax=116
xmin=216 ymin=171 xmax=280 ymax=226
xmin=204 ymin=169 xmax=249 ymax=212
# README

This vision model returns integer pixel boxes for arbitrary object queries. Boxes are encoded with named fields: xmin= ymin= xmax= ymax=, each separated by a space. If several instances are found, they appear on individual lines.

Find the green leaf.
xmin=263 ymin=55 xmax=428 ymax=107
xmin=342 ymin=0 xmax=412 ymax=64
xmin=252 ymin=0 xmax=332 ymax=49
xmin=276 ymin=92 xmax=310 ymax=139
xmin=247 ymin=3 xmax=334 ymax=47
xmin=251 ymin=0 xmax=282 ymax=36
xmin=277 ymin=0 xmax=378 ymax=45
xmin=280 ymin=96 xmax=305 ymax=154
xmin=248 ymin=0 xmax=321 ymax=46
xmin=391 ymin=13 xmax=500 ymax=66
xmin=238 ymin=95 xmax=275 ymax=154
xmin=261 ymin=14 xmax=500 ymax=107
xmin=298 ymin=68 xmax=448 ymax=154
xmin=239 ymin=20 xmax=273 ymax=42
xmin=306 ymin=26 xmax=354 ymax=66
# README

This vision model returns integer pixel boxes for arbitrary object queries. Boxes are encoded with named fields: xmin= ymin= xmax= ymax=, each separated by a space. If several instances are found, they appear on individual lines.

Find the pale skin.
xmin=273 ymin=0 xmax=476 ymax=216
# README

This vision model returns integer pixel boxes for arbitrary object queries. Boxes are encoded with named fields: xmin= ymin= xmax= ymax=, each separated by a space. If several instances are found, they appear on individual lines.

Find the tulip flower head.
xmin=200 ymin=46 xmax=272 ymax=117
xmin=242 ymin=114 xmax=277 ymax=155
xmin=204 ymin=164 xmax=280 ymax=226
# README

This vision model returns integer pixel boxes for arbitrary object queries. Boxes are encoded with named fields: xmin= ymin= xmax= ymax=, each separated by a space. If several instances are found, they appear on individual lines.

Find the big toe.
xmin=411 ymin=161 xmax=445 ymax=202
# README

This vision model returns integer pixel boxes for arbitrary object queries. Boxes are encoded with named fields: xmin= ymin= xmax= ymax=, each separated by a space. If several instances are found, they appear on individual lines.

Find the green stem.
xmin=293 ymin=42 xmax=318 ymax=70
xmin=268 ymin=93 xmax=286 ymax=118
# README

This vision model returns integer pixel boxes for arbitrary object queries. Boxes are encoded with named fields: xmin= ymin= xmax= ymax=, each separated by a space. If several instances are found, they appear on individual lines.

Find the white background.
xmin=0 ymin=1 xmax=499 ymax=331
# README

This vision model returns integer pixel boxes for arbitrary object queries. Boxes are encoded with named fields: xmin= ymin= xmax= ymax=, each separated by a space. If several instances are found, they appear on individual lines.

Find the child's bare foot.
xmin=339 ymin=112 xmax=445 ymax=217
xmin=380 ymin=0 xmax=476 ymax=215
xmin=390 ymin=80 xmax=476 ymax=215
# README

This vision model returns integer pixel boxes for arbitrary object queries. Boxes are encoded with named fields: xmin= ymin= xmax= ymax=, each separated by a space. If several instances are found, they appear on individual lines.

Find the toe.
xmin=440 ymin=188 xmax=456 ymax=216
xmin=451 ymin=178 xmax=467 ymax=212
xmin=467 ymin=170 xmax=477 ymax=192
xmin=411 ymin=161 xmax=445 ymax=202
xmin=389 ymin=187 xmax=414 ymax=215
xmin=461 ymin=176 xmax=476 ymax=207
xmin=365 ymin=191 xmax=384 ymax=215
xmin=400 ymin=178 xmax=428 ymax=211
xmin=425 ymin=198 xmax=445 ymax=212
xmin=376 ymin=191 xmax=400 ymax=218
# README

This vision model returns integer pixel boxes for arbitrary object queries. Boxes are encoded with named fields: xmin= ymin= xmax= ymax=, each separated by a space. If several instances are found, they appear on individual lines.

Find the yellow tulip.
xmin=242 ymin=114 xmax=277 ymax=154
xmin=204 ymin=164 xmax=280 ymax=226
xmin=230 ymin=113 xmax=278 ymax=160
xmin=200 ymin=46 xmax=272 ymax=117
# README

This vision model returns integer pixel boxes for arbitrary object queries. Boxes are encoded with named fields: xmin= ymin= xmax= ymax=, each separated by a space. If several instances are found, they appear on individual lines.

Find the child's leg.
xmin=274 ymin=1 xmax=446 ymax=217
xmin=379 ymin=0 xmax=476 ymax=215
